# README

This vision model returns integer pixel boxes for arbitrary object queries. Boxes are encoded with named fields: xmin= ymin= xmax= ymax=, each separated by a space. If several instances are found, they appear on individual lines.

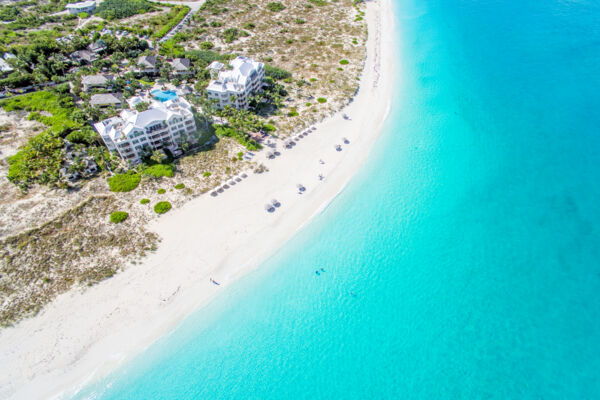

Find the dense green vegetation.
xmin=153 ymin=6 xmax=190 ymax=39
xmin=140 ymin=198 xmax=150 ymax=204
xmin=266 ymin=2 xmax=286 ymax=12
xmin=317 ymin=97 xmax=327 ymax=103
xmin=159 ymin=39 xmax=185 ymax=58
xmin=308 ymin=0 xmax=328 ymax=6
xmin=154 ymin=201 xmax=172 ymax=214
xmin=109 ymin=211 xmax=129 ymax=223
xmin=96 ymin=0 xmax=156 ymax=20
xmin=143 ymin=164 xmax=174 ymax=178
xmin=1 ymin=91 xmax=78 ymax=133
xmin=66 ymin=127 xmax=98 ymax=145
xmin=0 ymin=5 xmax=20 ymax=22
xmin=6 ymin=130 xmax=64 ymax=189
xmin=264 ymin=65 xmax=292 ymax=80
xmin=107 ymin=172 xmax=141 ymax=192
xmin=1 ymin=90 xmax=85 ymax=189
xmin=157 ymin=188 xmax=166 ymax=194
xmin=174 ymin=183 xmax=185 ymax=189
xmin=1 ymin=29 xmax=148 ymax=89
xmin=339 ymin=59 xmax=349 ymax=65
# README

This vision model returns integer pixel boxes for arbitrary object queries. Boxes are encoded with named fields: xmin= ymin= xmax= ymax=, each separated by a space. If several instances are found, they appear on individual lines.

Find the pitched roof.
xmin=171 ymin=58 xmax=191 ymax=71
xmin=71 ymin=50 xmax=97 ymax=62
xmin=81 ymin=74 xmax=113 ymax=85
xmin=90 ymin=93 xmax=123 ymax=105
xmin=138 ymin=55 xmax=157 ymax=68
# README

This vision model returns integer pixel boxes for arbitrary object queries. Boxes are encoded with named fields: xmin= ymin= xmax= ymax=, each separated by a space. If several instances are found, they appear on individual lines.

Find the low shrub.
xmin=215 ymin=126 xmax=262 ymax=151
xmin=110 ymin=211 xmax=129 ymax=223
xmin=222 ymin=28 xmax=241 ymax=43
xmin=317 ymin=97 xmax=327 ymax=103
xmin=174 ymin=183 xmax=185 ymax=189
xmin=154 ymin=201 xmax=172 ymax=214
xmin=339 ymin=59 xmax=349 ymax=65
xmin=157 ymin=188 xmax=166 ymax=194
xmin=203 ymin=171 xmax=211 ymax=177
xmin=143 ymin=164 xmax=174 ymax=178
xmin=107 ymin=172 xmax=141 ymax=192
xmin=140 ymin=198 xmax=150 ymax=204
xmin=265 ymin=65 xmax=291 ymax=80
xmin=266 ymin=2 xmax=285 ymax=12
xmin=200 ymin=41 xmax=214 ymax=49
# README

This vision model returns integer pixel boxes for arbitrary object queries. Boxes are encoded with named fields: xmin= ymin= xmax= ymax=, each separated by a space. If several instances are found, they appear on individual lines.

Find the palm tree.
xmin=150 ymin=150 xmax=164 ymax=164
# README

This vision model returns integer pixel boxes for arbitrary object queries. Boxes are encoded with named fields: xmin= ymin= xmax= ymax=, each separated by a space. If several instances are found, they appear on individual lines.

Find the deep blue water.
xmin=77 ymin=0 xmax=600 ymax=398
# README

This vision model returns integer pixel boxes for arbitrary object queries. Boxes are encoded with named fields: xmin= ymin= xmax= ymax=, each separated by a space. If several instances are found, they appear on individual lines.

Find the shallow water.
xmin=77 ymin=0 xmax=600 ymax=398
xmin=150 ymin=90 xmax=178 ymax=102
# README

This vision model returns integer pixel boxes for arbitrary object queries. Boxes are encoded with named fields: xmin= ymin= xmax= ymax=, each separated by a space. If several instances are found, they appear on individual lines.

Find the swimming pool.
xmin=151 ymin=90 xmax=177 ymax=102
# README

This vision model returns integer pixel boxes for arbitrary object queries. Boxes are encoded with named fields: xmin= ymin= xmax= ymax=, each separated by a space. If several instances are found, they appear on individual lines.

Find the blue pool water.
xmin=151 ymin=90 xmax=178 ymax=102
xmin=77 ymin=0 xmax=600 ymax=398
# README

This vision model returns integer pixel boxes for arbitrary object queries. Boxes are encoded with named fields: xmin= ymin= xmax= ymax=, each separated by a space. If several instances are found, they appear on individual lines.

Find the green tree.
xmin=150 ymin=150 xmax=164 ymax=164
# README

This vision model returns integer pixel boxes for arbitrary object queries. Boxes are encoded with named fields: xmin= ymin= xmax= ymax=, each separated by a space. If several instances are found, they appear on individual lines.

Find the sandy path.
xmin=0 ymin=0 xmax=396 ymax=398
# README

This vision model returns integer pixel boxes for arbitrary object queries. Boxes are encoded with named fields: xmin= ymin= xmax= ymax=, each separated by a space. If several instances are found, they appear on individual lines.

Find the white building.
xmin=65 ymin=1 xmax=96 ymax=15
xmin=94 ymin=97 xmax=197 ymax=164
xmin=0 ymin=59 xmax=13 ymax=76
xmin=206 ymin=56 xmax=265 ymax=110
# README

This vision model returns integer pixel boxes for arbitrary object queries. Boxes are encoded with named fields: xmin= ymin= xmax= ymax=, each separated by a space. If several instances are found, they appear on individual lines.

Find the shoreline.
xmin=0 ymin=0 xmax=396 ymax=398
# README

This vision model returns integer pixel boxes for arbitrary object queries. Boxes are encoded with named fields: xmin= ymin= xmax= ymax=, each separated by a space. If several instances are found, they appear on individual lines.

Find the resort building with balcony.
xmin=206 ymin=56 xmax=265 ymax=110
xmin=93 ymin=97 xmax=197 ymax=164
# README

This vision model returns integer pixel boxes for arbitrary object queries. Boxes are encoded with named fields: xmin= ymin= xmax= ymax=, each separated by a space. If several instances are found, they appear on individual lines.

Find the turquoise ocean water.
xmin=77 ymin=0 xmax=600 ymax=398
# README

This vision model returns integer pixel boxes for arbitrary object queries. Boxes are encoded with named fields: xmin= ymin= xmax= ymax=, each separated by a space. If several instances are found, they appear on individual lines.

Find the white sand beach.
xmin=0 ymin=0 xmax=396 ymax=398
